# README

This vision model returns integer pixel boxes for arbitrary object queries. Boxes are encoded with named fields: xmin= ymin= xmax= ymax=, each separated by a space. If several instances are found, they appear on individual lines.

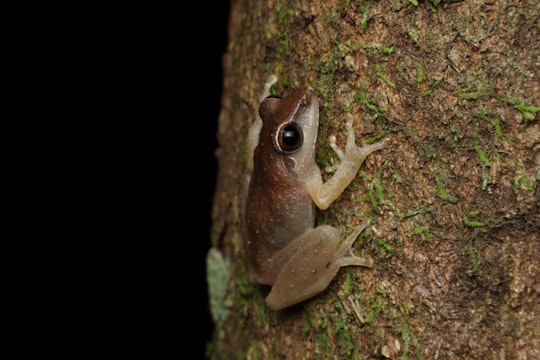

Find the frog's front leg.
xmin=306 ymin=113 xmax=388 ymax=210
xmin=265 ymin=221 xmax=372 ymax=311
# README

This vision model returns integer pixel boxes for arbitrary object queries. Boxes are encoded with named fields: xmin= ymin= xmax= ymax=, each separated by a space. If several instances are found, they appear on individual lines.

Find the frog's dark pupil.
xmin=276 ymin=123 xmax=303 ymax=153
xmin=282 ymin=125 xmax=299 ymax=146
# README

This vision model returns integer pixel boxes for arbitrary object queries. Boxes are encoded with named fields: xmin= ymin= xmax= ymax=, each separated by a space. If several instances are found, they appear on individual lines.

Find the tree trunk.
xmin=208 ymin=0 xmax=539 ymax=358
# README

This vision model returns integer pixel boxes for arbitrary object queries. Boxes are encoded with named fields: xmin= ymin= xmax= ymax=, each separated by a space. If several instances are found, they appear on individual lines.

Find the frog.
xmin=243 ymin=75 xmax=388 ymax=310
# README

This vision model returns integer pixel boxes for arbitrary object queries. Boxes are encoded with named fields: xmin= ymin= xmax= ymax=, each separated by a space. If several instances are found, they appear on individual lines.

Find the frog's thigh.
xmin=265 ymin=225 xmax=343 ymax=310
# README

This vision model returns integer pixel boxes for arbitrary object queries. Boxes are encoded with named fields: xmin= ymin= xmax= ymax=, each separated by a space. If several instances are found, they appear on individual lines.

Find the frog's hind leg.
xmin=264 ymin=225 xmax=342 ymax=310
xmin=264 ymin=223 xmax=372 ymax=310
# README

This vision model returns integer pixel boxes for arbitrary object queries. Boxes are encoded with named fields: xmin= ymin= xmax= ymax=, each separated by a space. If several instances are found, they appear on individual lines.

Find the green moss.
xmin=332 ymin=300 xmax=356 ymax=356
xmin=365 ymin=133 xmax=387 ymax=144
xmin=365 ymin=296 xmax=386 ymax=324
xmin=392 ymin=171 xmax=403 ymax=184
xmin=374 ymin=169 xmax=386 ymax=205
xmin=360 ymin=7 xmax=369 ymax=30
xmin=416 ymin=59 xmax=424 ymax=89
xmin=353 ymin=349 xmax=368 ymax=360
xmin=263 ymin=2 xmax=296 ymax=58
xmin=449 ymin=125 xmax=463 ymax=141
xmin=398 ymin=319 xmax=422 ymax=360
xmin=357 ymin=164 xmax=389 ymax=213
xmin=491 ymin=119 xmax=505 ymax=140
xmin=473 ymin=105 xmax=494 ymax=118
xmin=315 ymin=312 xmax=332 ymax=359
xmin=472 ymin=141 xmax=492 ymax=190
xmin=466 ymin=237 xmax=481 ymax=275
xmin=408 ymin=28 xmax=418 ymax=43
xmin=342 ymin=270 xmax=352 ymax=293
xmin=474 ymin=144 xmax=491 ymax=167
xmin=427 ymin=0 xmax=442 ymax=12
xmin=326 ymin=9 xmax=336 ymax=25
xmin=497 ymin=94 xmax=539 ymax=121
xmin=407 ymin=226 xmax=432 ymax=242
xmin=396 ymin=207 xmax=435 ymax=219
xmin=514 ymin=174 xmax=534 ymax=191
xmin=360 ymin=42 xmax=394 ymax=55
xmin=458 ymin=81 xmax=539 ymax=122
xmin=355 ymin=92 xmax=387 ymax=116
xmin=423 ymin=143 xmax=436 ymax=159
xmin=250 ymin=344 xmax=260 ymax=360
xmin=459 ymin=83 xmax=475 ymax=93
xmin=464 ymin=217 xmax=486 ymax=229
xmin=275 ymin=3 xmax=294 ymax=25
xmin=434 ymin=161 xmax=457 ymax=202
xmin=376 ymin=238 xmax=394 ymax=259
xmin=375 ymin=64 xmax=396 ymax=88
xmin=302 ymin=310 xmax=313 ymax=339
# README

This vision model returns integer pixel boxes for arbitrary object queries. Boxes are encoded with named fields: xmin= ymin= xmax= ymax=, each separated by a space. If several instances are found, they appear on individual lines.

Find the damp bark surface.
xmin=208 ymin=1 xmax=539 ymax=359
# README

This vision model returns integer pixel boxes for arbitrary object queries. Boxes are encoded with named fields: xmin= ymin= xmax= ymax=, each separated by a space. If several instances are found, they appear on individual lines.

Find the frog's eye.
xmin=275 ymin=122 xmax=303 ymax=153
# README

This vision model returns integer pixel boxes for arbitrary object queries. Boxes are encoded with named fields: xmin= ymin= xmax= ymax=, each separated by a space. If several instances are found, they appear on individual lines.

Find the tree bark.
xmin=208 ymin=0 xmax=539 ymax=359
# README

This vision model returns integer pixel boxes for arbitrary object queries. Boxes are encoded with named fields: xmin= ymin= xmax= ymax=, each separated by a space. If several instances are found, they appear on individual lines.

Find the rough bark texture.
xmin=208 ymin=0 xmax=539 ymax=359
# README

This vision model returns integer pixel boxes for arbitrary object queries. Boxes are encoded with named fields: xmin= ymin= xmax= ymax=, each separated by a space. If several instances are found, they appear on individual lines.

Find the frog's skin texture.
xmin=243 ymin=76 xmax=388 ymax=311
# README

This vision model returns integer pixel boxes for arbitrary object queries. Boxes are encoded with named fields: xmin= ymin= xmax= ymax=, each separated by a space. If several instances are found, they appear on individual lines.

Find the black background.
xmin=194 ymin=2 xmax=231 ymax=358
xmin=167 ymin=2 xmax=231 ymax=357
xmin=75 ymin=2 xmax=231 ymax=358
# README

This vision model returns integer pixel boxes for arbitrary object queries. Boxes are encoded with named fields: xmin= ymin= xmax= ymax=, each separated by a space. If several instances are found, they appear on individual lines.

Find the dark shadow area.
xmin=193 ymin=2 xmax=230 ymax=359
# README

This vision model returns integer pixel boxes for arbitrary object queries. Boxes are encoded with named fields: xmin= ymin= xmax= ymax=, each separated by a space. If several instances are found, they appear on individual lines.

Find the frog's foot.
xmin=334 ymin=220 xmax=373 ymax=268
xmin=343 ymin=114 xmax=388 ymax=162
xmin=325 ymin=113 xmax=388 ymax=173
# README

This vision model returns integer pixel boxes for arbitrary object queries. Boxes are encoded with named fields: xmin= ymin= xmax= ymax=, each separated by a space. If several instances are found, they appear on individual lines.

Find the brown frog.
xmin=243 ymin=76 xmax=388 ymax=310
